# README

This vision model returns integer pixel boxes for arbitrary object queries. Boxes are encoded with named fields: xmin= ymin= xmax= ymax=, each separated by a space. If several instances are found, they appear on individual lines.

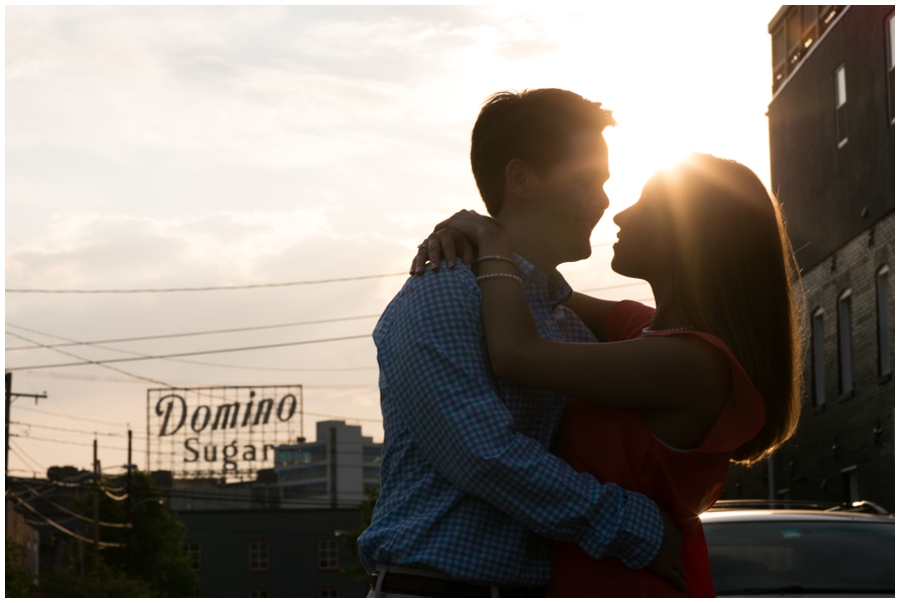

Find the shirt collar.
xmin=513 ymin=254 xmax=574 ymax=310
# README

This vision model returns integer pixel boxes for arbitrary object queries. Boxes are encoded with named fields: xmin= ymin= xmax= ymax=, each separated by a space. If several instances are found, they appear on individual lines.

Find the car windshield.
xmin=704 ymin=519 xmax=895 ymax=595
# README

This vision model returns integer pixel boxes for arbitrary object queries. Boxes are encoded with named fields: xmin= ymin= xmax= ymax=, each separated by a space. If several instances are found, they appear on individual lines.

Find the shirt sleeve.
xmin=374 ymin=267 xmax=663 ymax=569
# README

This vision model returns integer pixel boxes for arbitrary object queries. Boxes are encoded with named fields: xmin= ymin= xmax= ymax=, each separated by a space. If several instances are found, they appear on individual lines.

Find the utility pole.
xmin=6 ymin=373 xmax=11 ymax=477
xmin=93 ymin=437 xmax=100 ymax=568
xmin=330 ymin=427 xmax=338 ymax=509
xmin=126 ymin=429 xmax=133 ymax=574
xmin=5 ymin=372 xmax=47 ymax=476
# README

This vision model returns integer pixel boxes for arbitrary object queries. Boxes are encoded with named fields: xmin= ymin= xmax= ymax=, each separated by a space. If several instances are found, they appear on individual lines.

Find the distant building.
xmin=722 ymin=5 xmax=895 ymax=509
xmin=161 ymin=420 xmax=382 ymax=512
xmin=7 ymin=469 xmax=95 ymax=579
xmin=179 ymin=508 xmax=368 ymax=598
xmin=6 ymin=499 xmax=40 ymax=580
xmin=275 ymin=421 xmax=382 ymax=508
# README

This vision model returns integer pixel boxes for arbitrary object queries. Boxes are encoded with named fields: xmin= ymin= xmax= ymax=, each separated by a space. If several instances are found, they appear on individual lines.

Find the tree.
xmin=6 ymin=539 xmax=37 ymax=597
xmin=40 ymin=563 xmax=155 ymax=597
xmin=52 ymin=470 xmax=197 ymax=597
xmin=101 ymin=471 xmax=197 ymax=596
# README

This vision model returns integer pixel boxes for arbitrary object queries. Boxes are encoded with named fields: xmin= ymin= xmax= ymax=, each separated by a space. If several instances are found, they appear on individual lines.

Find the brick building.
xmin=721 ymin=5 xmax=895 ymax=510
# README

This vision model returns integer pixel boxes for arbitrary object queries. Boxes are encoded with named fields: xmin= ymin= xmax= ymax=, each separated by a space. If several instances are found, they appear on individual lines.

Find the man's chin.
xmin=559 ymin=245 xmax=592 ymax=265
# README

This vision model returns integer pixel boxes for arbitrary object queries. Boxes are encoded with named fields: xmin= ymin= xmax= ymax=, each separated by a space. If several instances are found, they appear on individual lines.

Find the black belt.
xmin=369 ymin=570 xmax=544 ymax=598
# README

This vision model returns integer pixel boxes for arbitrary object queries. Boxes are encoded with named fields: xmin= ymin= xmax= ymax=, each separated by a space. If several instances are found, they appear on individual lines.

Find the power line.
xmin=7 ymin=323 xmax=379 ymax=375
xmin=7 ymin=333 xmax=371 ymax=372
xmin=166 ymin=360 xmax=378 ymax=373
xmin=12 ymin=397 xmax=384 ymax=432
xmin=12 ymin=481 xmax=131 ymax=528
xmin=8 ymin=492 xmax=125 ymax=548
xmin=9 ymin=442 xmax=40 ymax=474
xmin=5 ymin=243 xmax=623 ymax=296
xmin=6 ymin=272 xmax=409 ymax=294
xmin=9 ymin=433 xmax=131 ymax=452
xmin=12 ymin=433 xmax=75 ymax=466
xmin=5 ymin=330 xmax=173 ymax=387
xmin=19 ymin=370 xmax=157 ymax=384
xmin=5 ymin=314 xmax=382 ymax=351
xmin=302 ymin=410 xmax=381 ymax=423
xmin=14 ymin=405 xmax=129 ymax=427
xmin=8 ymin=318 xmax=380 ymax=376
xmin=10 ymin=421 xmax=147 ymax=440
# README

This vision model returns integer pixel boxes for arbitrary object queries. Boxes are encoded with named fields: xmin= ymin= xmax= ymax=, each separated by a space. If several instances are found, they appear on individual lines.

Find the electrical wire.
xmin=10 ymin=440 xmax=48 ymax=472
xmin=10 ymin=421 xmax=147 ymax=440
xmin=5 ymin=314 xmax=381 ymax=351
xmin=8 ymin=492 xmax=125 ymax=548
xmin=7 ymin=322 xmax=378 ymax=374
xmin=5 ymin=243 xmax=618 ymax=295
xmin=167 ymin=360 xmax=378 ymax=373
xmin=13 ymin=403 xmax=384 ymax=434
xmin=12 ymin=481 xmax=131 ymax=528
xmin=102 ymin=489 xmax=129 ymax=502
xmin=9 ymin=443 xmax=39 ymax=474
xmin=8 ymin=433 xmax=131 ymax=452
xmin=6 ymin=333 xmax=371 ymax=371
xmin=6 ymin=271 xmax=410 ymax=294
xmin=5 ymin=330 xmax=174 ymax=387
xmin=13 ymin=405 xmax=129 ymax=427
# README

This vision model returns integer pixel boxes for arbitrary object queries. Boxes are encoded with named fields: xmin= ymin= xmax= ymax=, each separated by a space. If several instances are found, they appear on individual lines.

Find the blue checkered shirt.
xmin=358 ymin=255 xmax=663 ymax=586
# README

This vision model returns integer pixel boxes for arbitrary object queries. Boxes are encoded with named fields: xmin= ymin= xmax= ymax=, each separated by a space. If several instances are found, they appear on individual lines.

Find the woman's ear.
xmin=505 ymin=158 xmax=533 ymax=199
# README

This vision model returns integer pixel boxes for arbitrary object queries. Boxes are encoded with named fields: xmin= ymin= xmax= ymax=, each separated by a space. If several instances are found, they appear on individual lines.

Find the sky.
xmin=5 ymin=4 xmax=782 ymax=477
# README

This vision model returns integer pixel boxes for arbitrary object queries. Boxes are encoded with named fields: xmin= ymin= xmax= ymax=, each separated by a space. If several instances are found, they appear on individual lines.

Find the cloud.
xmin=6 ymin=209 xmax=337 ymax=288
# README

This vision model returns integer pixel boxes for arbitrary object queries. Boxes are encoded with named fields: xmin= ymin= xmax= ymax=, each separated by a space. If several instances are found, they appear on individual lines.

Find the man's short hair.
xmin=470 ymin=89 xmax=615 ymax=216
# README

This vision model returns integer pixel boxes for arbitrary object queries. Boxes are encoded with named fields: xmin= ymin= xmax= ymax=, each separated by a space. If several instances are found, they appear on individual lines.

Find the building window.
xmin=772 ymin=24 xmax=786 ymax=87
xmin=801 ymin=5 xmax=818 ymax=48
xmin=319 ymin=588 xmax=341 ymax=597
xmin=841 ymin=466 xmax=859 ymax=504
xmin=317 ymin=539 xmax=340 ymax=571
xmin=183 ymin=541 xmax=201 ymax=573
xmin=786 ymin=8 xmax=802 ymax=67
xmin=877 ymin=266 xmax=893 ymax=377
xmin=248 ymin=540 xmax=270 ymax=573
xmin=362 ymin=445 xmax=382 ymax=463
xmin=283 ymin=482 xmax=328 ymax=499
xmin=280 ymin=465 xmax=327 ymax=482
xmin=820 ymin=6 xmax=840 ymax=29
xmin=811 ymin=308 xmax=826 ymax=406
xmin=838 ymin=289 xmax=853 ymax=394
xmin=835 ymin=64 xmax=848 ymax=147
xmin=888 ymin=12 xmax=895 ymax=123
xmin=248 ymin=588 xmax=271 ymax=597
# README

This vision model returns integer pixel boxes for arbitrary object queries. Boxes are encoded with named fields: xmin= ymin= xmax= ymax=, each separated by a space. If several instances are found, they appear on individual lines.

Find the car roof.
xmin=700 ymin=508 xmax=895 ymax=524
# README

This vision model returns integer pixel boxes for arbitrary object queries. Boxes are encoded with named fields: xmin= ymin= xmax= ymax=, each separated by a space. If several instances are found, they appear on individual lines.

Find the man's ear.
xmin=505 ymin=158 xmax=533 ymax=199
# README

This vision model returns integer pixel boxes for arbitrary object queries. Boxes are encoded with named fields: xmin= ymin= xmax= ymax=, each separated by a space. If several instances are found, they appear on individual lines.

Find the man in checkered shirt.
xmin=359 ymin=89 xmax=684 ymax=597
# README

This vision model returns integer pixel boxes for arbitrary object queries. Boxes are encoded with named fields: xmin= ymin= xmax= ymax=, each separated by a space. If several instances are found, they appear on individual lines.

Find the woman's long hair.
xmin=658 ymin=154 xmax=804 ymax=465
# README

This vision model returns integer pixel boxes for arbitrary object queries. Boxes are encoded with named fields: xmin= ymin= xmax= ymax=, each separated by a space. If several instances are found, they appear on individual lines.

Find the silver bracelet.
xmin=475 ymin=255 xmax=516 ymax=267
xmin=475 ymin=273 xmax=523 ymax=286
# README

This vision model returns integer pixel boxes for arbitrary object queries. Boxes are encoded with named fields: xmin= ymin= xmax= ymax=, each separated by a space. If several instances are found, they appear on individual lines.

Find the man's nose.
xmin=595 ymin=189 xmax=610 ymax=214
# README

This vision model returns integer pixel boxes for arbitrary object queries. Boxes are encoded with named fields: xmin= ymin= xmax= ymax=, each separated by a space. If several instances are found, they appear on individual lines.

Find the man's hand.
xmin=645 ymin=510 xmax=687 ymax=592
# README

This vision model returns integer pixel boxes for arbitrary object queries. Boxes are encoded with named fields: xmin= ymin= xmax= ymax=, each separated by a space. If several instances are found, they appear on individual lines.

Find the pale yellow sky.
xmin=6 ymin=4 xmax=782 ymax=476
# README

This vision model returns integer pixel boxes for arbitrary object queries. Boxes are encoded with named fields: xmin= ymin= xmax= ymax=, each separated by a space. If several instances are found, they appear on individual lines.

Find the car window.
xmin=704 ymin=520 xmax=894 ymax=595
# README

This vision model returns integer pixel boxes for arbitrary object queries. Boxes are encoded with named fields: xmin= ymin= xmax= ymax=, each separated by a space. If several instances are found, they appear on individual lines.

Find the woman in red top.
xmin=415 ymin=153 xmax=803 ymax=596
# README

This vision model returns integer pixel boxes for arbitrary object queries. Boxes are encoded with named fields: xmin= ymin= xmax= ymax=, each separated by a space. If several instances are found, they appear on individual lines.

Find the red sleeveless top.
xmin=546 ymin=301 xmax=766 ymax=597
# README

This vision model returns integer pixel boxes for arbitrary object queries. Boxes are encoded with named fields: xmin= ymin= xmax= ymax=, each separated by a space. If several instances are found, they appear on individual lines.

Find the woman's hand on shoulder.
xmin=410 ymin=210 xmax=508 ymax=276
